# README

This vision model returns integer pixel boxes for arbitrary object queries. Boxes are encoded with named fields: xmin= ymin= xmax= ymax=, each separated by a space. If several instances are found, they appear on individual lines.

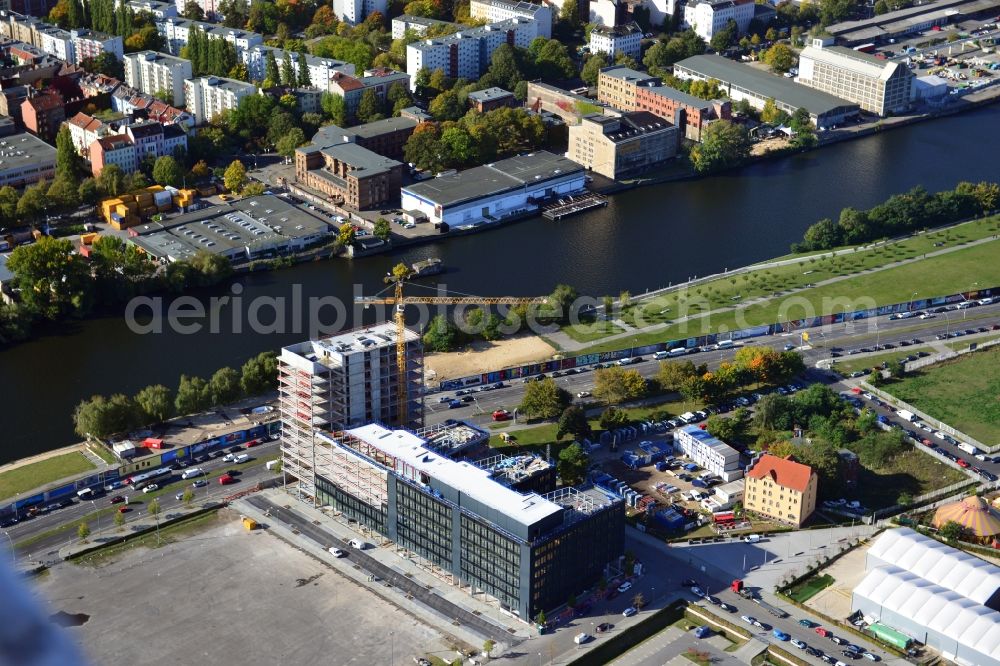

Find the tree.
xmin=297 ymin=48 xmax=311 ymax=86
xmin=939 ymin=520 xmax=965 ymax=541
xmin=868 ymin=368 xmax=884 ymax=387
xmin=657 ymin=360 xmax=698 ymax=392
xmin=321 ymin=92 xmax=347 ymax=126
xmin=77 ymin=521 xmax=91 ymax=542
xmin=337 ymin=222 xmax=356 ymax=247
xmin=223 ymin=160 xmax=247 ymax=193
xmin=135 ymin=384 xmax=173 ymax=424
xmin=429 ymin=89 xmax=464 ymax=121
xmin=632 ymin=592 xmax=646 ymax=609
xmin=47 ymin=175 xmax=80 ymax=212
xmin=276 ymin=127 xmax=307 ymax=159
xmin=281 ymin=51 xmax=296 ymax=85
xmin=55 ymin=125 xmax=83 ymax=180
xmin=175 ymin=375 xmax=210 ymax=414
xmin=519 ymin=378 xmax=571 ymax=420
xmin=73 ymin=393 xmax=141 ymax=438
xmin=557 ymin=443 xmax=588 ymax=485
xmin=404 ymin=124 xmax=444 ymax=172
xmin=265 ymin=50 xmax=281 ymax=86
xmin=423 ymin=314 xmax=460 ymax=351
xmin=0 ymin=185 xmax=17 ymax=223
xmin=208 ymin=367 xmax=242 ymax=406
xmin=488 ymin=44 xmax=523 ymax=91
xmin=483 ymin=639 xmax=495 ymax=657
xmin=182 ymin=0 xmax=204 ymax=19
xmin=114 ymin=509 xmax=125 ymax=531
xmin=557 ymin=406 xmax=591 ymax=441
xmin=761 ymin=98 xmax=790 ymax=125
xmin=887 ymin=359 xmax=906 ymax=379
xmin=559 ymin=0 xmax=579 ymax=26
xmin=373 ymin=218 xmax=391 ymax=241
xmin=762 ymin=43 xmax=796 ymax=73
xmin=593 ymin=367 xmax=647 ymax=404
xmin=599 ymin=405 xmax=629 ymax=430
xmin=152 ymin=155 xmax=183 ymax=187
xmin=77 ymin=177 xmax=100 ymax=205
xmin=709 ymin=19 xmax=738 ymax=52
xmin=240 ymin=351 xmax=278 ymax=395
xmin=581 ymin=53 xmax=608 ymax=86
xmin=81 ymin=52 xmax=124 ymax=78
xmin=7 ymin=236 xmax=92 ymax=320
xmin=357 ymin=87 xmax=384 ymax=123
xmin=690 ymin=120 xmax=751 ymax=173
xmin=182 ymin=488 xmax=195 ymax=506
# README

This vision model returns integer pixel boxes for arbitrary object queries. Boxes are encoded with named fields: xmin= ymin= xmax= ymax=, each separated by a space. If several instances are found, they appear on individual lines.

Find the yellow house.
xmin=744 ymin=454 xmax=818 ymax=527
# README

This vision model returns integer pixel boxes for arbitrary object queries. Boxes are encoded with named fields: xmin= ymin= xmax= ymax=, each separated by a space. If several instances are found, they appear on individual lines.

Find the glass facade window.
xmin=395 ymin=481 xmax=454 ymax=569
xmin=316 ymin=474 xmax=388 ymax=535
xmin=460 ymin=514 xmax=522 ymax=611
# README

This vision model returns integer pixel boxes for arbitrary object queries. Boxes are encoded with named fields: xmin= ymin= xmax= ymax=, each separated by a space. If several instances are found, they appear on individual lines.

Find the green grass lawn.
xmin=0 ymin=452 xmax=96 ymax=501
xmin=89 ymin=443 xmax=118 ymax=465
xmin=561 ymin=319 xmax=625 ymax=343
xmin=831 ymin=334 xmax=1000 ymax=375
xmin=787 ymin=574 xmax=834 ymax=603
xmin=579 ymin=238 xmax=1000 ymax=354
xmin=852 ymin=448 xmax=971 ymax=509
xmin=73 ymin=510 xmax=222 ymax=566
xmin=882 ymin=346 xmax=1000 ymax=446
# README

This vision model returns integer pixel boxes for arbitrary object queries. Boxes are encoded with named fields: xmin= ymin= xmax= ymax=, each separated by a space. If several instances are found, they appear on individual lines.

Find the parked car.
xmin=142 ymin=484 xmax=159 ymax=493
xmin=218 ymin=473 xmax=235 ymax=485
xmin=328 ymin=547 xmax=346 ymax=557
xmin=622 ymin=606 xmax=638 ymax=617
xmin=773 ymin=629 xmax=790 ymax=641
xmin=791 ymin=639 xmax=807 ymax=650
xmin=109 ymin=495 xmax=126 ymax=504
xmin=617 ymin=581 xmax=633 ymax=593
xmin=741 ymin=615 xmax=756 ymax=625
xmin=492 ymin=409 xmax=511 ymax=421
xmin=192 ymin=479 xmax=209 ymax=488
xmin=576 ymin=391 xmax=592 ymax=398
xmin=573 ymin=633 xmax=592 ymax=644
xmin=799 ymin=619 xmax=816 ymax=628
xmin=596 ymin=622 xmax=613 ymax=633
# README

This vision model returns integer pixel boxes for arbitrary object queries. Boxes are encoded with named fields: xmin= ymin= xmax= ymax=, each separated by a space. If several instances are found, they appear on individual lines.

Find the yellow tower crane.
xmin=356 ymin=268 xmax=548 ymax=426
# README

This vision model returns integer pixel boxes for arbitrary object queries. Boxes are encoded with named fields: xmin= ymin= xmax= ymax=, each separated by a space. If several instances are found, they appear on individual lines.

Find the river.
xmin=3 ymin=105 xmax=1000 ymax=463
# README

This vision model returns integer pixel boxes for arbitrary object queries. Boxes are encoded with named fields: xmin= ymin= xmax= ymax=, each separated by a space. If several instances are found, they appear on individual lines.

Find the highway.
xmin=2 ymin=440 xmax=281 ymax=565
xmin=425 ymin=301 xmax=1000 ymax=431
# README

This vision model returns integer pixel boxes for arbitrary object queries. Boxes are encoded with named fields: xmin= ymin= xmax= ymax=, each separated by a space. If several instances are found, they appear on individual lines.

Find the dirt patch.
xmin=804 ymin=540 xmax=872 ymax=621
xmin=424 ymin=335 xmax=557 ymax=381
xmin=751 ymin=137 xmax=792 ymax=156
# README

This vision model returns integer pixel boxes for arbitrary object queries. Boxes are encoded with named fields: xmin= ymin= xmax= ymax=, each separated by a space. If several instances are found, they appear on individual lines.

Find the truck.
xmin=957 ymin=442 xmax=980 ymax=455
xmin=897 ymin=409 xmax=917 ymax=422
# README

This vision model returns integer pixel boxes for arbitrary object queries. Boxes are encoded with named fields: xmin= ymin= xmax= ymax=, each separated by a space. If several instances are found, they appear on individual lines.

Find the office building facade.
xmin=596 ymin=65 xmax=660 ymax=111
xmin=567 ymin=111 xmax=678 ymax=180
xmin=286 ymin=423 xmax=625 ymax=619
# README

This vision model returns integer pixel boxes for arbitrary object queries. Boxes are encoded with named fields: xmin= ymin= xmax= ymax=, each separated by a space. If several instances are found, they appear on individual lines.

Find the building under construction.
xmin=278 ymin=323 xmax=423 ymax=500
xmin=287 ymin=422 xmax=624 ymax=619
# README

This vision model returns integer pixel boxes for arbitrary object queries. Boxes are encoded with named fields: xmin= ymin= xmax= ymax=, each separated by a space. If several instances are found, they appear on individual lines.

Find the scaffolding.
xmin=543 ymin=486 xmax=615 ymax=528
xmin=317 ymin=432 xmax=390 ymax=510
xmin=418 ymin=420 xmax=489 ymax=456
xmin=278 ymin=361 xmax=332 ymax=502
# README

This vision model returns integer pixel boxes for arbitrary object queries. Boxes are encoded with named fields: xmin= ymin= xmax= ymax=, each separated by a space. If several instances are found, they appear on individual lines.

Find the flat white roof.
xmin=348 ymin=423 xmax=563 ymax=526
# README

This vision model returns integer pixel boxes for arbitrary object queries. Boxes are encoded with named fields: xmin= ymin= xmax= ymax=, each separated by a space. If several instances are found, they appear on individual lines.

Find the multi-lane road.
xmin=425 ymin=301 xmax=1000 ymax=432
xmin=2 ymin=441 xmax=280 ymax=565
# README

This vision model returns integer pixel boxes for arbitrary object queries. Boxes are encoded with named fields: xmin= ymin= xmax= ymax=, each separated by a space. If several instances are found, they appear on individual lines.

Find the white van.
xmin=181 ymin=467 xmax=204 ymax=480
xmin=897 ymin=410 xmax=916 ymax=422
xmin=234 ymin=453 xmax=251 ymax=464
xmin=349 ymin=539 xmax=367 ymax=550
xmin=653 ymin=351 xmax=670 ymax=360
xmin=667 ymin=347 xmax=688 ymax=357
xmin=743 ymin=534 xmax=762 ymax=543
xmin=715 ymin=340 xmax=734 ymax=350
xmin=76 ymin=488 xmax=94 ymax=500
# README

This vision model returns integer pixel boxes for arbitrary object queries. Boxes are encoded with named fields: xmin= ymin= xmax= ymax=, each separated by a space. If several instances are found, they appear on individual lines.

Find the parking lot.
xmin=33 ymin=510 xmax=453 ymax=666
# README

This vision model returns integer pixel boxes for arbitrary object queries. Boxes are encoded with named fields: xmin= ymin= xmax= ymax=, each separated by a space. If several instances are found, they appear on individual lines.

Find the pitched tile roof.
xmin=747 ymin=454 xmax=814 ymax=493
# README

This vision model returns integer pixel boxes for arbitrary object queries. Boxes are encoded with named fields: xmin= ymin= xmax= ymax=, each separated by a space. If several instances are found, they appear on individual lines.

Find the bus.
xmin=128 ymin=467 xmax=171 ymax=490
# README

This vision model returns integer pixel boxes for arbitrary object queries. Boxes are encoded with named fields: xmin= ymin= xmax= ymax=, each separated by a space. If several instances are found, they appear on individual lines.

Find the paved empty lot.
xmin=31 ymin=510 xmax=453 ymax=666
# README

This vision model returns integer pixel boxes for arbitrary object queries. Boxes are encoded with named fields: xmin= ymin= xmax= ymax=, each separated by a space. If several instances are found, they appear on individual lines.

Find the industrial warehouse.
xmin=400 ymin=151 xmax=586 ymax=228
xmin=852 ymin=528 xmax=1000 ymax=666
xmin=128 ymin=195 xmax=334 ymax=263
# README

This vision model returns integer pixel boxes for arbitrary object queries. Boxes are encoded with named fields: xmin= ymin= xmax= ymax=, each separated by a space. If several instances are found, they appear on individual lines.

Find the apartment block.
xmin=35 ymin=26 xmax=74 ymax=62
xmin=245 ymin=45 xmax=355 ymax=90
xmin=65 ymin=111 xmax=106 ymax=157
xmin=406 ymin=17 xmax=540 ymax=91
xmin=156 ymin=18 xmax=262 ymax=59
xmin=567 ymin=111 xmax=677 ymax=180
xmin=20 ymin=89 xmax=63 ymax=140
xmin=673 ymin=425 xmax=743 ymax=481
xmin=88 ymin=121 xmax=187 ymax=176
xmin=681 ymin=0 xmax=754 ymax=42
xmin=796 ymin=44 xmax=913 ymax=116
xmin=332 ymin=0 xmax=388 ymax=25
xmin=282 ymin=422 xmax=625 ymax=619
xmin=589 ymin=22 xmax=642 ymax=60
xmin=125 ymin=51 xmax=193 ymax=107
xmin=71 ymin=29 xmax=124 ymax=64
xmin=744 ymin=453 xmax=817 ymax=527
xmin=391 ymin=14 xmax=456 ymax=39
xmin=128 ymin=0 xmax=177 ymax=18
xmin=469 ymin=0 xmax=551 ymax=38
xmin=183 ymin=75 xmax=257 ymax=125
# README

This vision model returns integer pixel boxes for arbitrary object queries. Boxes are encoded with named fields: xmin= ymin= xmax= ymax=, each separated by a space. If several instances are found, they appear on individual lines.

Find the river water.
xmin=4 ymin=105 xmax=1000 ymax=462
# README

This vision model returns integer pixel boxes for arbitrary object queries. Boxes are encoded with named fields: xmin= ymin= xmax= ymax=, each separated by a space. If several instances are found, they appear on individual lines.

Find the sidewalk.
xmin=236 ymin=489 xmax=532 ymax=648
xmin=546 ymin=233 xmax=1000 ymax=353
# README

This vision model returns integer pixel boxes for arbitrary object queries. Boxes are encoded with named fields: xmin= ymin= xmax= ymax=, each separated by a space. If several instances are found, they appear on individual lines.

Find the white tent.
xmin=865 ymin=527 xmax=1000 ymax=606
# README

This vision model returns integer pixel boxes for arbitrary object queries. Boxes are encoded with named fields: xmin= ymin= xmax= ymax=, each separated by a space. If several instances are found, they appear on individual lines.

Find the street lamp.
xmin=909 ymin=292 xmax=918 ymax=311
xmin=2 ymin=531 xmax=13 ymax=566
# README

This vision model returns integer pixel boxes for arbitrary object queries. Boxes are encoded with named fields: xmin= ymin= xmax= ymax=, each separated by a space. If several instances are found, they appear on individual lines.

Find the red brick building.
xmin=633 ymin=85 xmax=731 ymax=142
xmin=20 ymin=90 xmax=65 ymax=141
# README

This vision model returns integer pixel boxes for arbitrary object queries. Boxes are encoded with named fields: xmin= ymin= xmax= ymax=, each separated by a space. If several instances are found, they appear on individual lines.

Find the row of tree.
xmin=657 ymin=346 xmax=806 ymax=404
xmin=182 ymin=26 xmax=243 ymax=79
xmin=73 ymin=351 xmax=279 ymax=438
xmin=793 ymin=181 xmax=1000 ymax=252
xmin=403 ymin=107 xmax=546 ymax=172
